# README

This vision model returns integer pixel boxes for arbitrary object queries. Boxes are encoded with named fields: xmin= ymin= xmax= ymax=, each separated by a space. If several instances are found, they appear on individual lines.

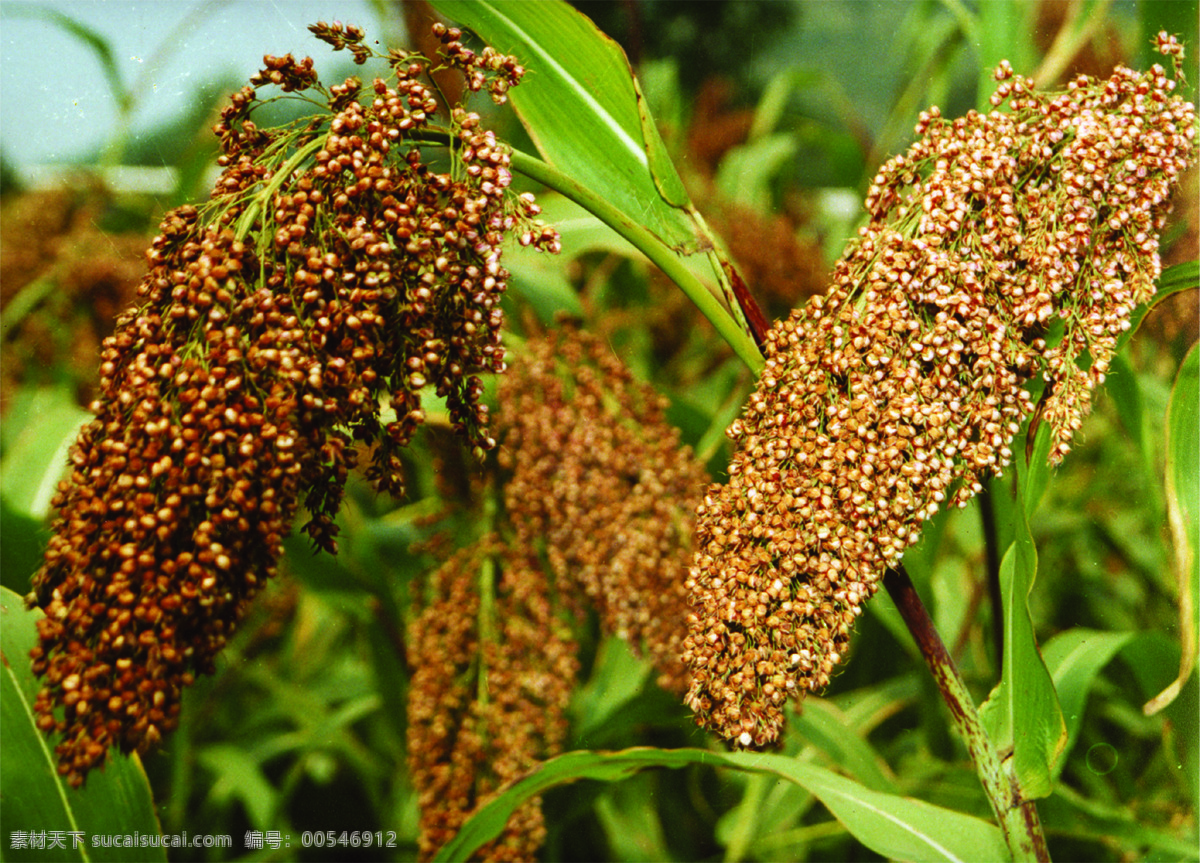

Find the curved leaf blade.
xmin=979 ymin=434 xmax=1068 ymax=799
xmin=1121 ymin=259 xmax=1199 ymax=349
xmin=0 ymin=387 xmax=91 ymax=520
xmin=1145 ymin=341 xmax=1199 ymax=714
xmin=791 ymin=699 xmax=898 ymax=794
xmin=1 ymin=586 xmax=165 ymax=862
xmin=429 ymin=0 xmax=698 ymax=251
xmin=433 ymin=747 xmax=1008 ymax=863
xmin=1042 ymin=628 xmax=1135 ymax=778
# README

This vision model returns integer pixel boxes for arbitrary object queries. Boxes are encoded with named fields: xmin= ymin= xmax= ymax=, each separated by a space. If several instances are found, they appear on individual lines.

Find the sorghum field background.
xmin=1 ymin=1 xmax=1196 ymax=861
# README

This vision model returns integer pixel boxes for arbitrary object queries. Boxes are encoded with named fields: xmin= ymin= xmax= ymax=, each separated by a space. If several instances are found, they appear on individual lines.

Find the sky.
xmin=1 ymin=0 xmax=386 ymax=170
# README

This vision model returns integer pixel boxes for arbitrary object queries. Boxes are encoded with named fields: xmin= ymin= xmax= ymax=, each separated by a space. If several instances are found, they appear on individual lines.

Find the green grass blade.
xmin=430 ymin=0 xmax=697 ymax=251
xmin=791 ymin=699 xmax=898 ymax=795
xmin=1145 ymin=341 xmax=1199 ymax=715
xmin=974 ymin=0 xmax=1036 ymax=107
xmin=427 ymin=1 xmax=765 ymax=366
xmin=0 ymin=387 xmax=91 ymax=520
xmin=433 ymin=747 xmax=1008 ymax=863
xmin=1041 ymin=628 xmax=1136 ymax=778
xmin=1121 ymin=260 xmax=1199 ymax=349
xmin=979 ymin=426 xmax=1068 ymax=800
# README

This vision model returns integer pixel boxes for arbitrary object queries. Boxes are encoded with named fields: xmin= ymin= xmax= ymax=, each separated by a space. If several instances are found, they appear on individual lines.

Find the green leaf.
xmin=791 ymin=699 xmax=898 ymax=794
xmin=501 ymin=192 xmax=726 ymax=326
xmin=1106 ymin=349 xmax=1146 ymax=454
xmin=1121 ymin=260 xmax=1198 ymax=349
xmin=1145 ymin=341 xmax=1199 ymax=715
xmin=0 ymin=387 xmax=90 ymax=521
xmin=427 ymin=2 xmax=764 ymax=369
xmin=718 ymin=772 xmax=789 ymax=862
xmin=196 ymin=745 xmax=279 ymax=831
xmin=979 ymin=438 xmax=1068 ymax=800
xmin=1040 ymin=783 xmax=1199 ymax=859
xmin=433 ymin=747 xmax=1008 ymax=863
xmin=592 ymin=772 xmax=672 ymax=862
xmin=749 ymin=68 xmax=823 ymax=141
xmin=0 ymin=586 xmax=164 ymax=862
xmin=501 ymin=192 xmax=629 ymax=322
xmin=0 ymin=497 xmax=49 ymax=596
xmin=430 ymin=0 xmax=698 ymax=252
xmin=521 ymin=193 xmax=641 ymax=261
xmin=571 ymin=638 xmax=652 ymax=745
xmin=1041 ymin=628 xmax=1135 ymax=778
xmin=1021 ymin=420 xmax=1053 ymax=519
xmin=974 ymin=0 xmax=1036 ymax=109
xmin=631 ymin=70 xmax=690 ymax=209
xmin=430 ymin=1 xmax=767 ymax=367
xmin=714 ymin=133 xmax=799 ymax=213
xmin=720 ymin=695 xmax=904 ymax=862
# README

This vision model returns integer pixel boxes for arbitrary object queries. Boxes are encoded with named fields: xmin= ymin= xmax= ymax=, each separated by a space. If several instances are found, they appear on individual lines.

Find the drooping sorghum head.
xmin=26 ymin=25 xmax=556 ymax=788
xmin=498 ymin=324 xmax=707 ymax=694
xmin=406 ymin=537 xmax=577 ymax=862
xmin=683 ymin=36 xmax=1197 ymax=748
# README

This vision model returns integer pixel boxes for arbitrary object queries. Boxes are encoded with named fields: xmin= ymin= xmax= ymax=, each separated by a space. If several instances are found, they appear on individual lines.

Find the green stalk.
xmin=1033 ymin=0 xmax=1115 ymax=86
xmin=505 ymin=149 xmax=765 ymax=373
xmin=234 ymin=137 xmax=328 ymax=242
xmin=476 ymin=553 xmax=496 ymax=712
xmin=883 ymin=565 xmax=1049 ymax=862
xmin=405 ymin=128 xmax=764 ymax=371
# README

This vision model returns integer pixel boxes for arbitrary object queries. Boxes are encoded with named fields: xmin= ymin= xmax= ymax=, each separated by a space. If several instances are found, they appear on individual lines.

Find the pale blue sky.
xmin=1 ymin=0 xmax=389 ymax=168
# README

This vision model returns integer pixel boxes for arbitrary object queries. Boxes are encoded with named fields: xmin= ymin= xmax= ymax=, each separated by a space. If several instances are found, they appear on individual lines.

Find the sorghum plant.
xmin=402 ymin=324 xmax=707 ymax=860
xmin=498 ymin=324 xmax=707 ymax=695
xmin=407 ymin=537 xmax=577 ymax=861
xmin=683 ymin=34 xmax=1197 ymax=748
xmin=24 ymin=21 xmax=556 ymax=789
xmin=7 ymin=4 xmax=1197 ymax=861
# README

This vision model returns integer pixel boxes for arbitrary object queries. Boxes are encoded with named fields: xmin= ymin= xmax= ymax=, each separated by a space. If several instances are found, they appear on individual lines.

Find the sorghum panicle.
xmin=498 ymin=325 xmax=707 ymax=694
xmin=26 ymin=25 xmax=556 ymax=787
xmin=406 ymin=538 xmax=577 ymax=862
xmin=403 ymin=326 xmax=703 ymax=859
xmin=684 ymin=36 xmax=1197 ymax=748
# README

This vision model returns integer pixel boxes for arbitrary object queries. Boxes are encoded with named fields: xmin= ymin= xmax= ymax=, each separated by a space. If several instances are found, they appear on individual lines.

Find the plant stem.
xmin=1033 ymin=0 xmax=1115 ymax=87
xmin=408 ymin=128 xmax=766 ymax=371
xmin=503 ymin=149 xmax=766 ymax=374
xmin=234 ymin=137 xmax=327 ymax=242
xmin=883 ymin=564 xmax=1049 ymax=862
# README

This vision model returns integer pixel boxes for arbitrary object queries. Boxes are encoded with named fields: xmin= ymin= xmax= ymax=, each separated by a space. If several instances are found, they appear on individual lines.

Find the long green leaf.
xmin=1145 ymin=341 xmax=1199 ymax=715
xmin=0 ymin=587 xmax=164 ymax=862
xmin=504 ymin=148 xmax=764 ymax=371
xmin=0 ymin=498 xmax=50 ymax=596
xmin=1041 ymin=783 xmax=1199 ymax=858
xmin=433 ymin=747 xmax=1008 ymax=863
xmin=423 ymin=2 xmax=764 ymax=369
xmin=974 ymin=0 xmax=1036 ymax=109
xmin=0 ymin=388 xmax=90 ymax=521
xmin=791 ymin=699 xmax=898 ymax=794
xmin=430 ymin=0 xmax=696 ymax=251
xmin=570 ymin=637 xmax=651 ymax=743
xmin=1041 ymin=628 xmax=1135 ymax=778
xmin=979 ymin=427 xmax=1067 ymax=800
xmin=1121 ymin=260 xmax=1199 ymax=349
xmin=714 ymin=133 xmax=799 ymax=213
